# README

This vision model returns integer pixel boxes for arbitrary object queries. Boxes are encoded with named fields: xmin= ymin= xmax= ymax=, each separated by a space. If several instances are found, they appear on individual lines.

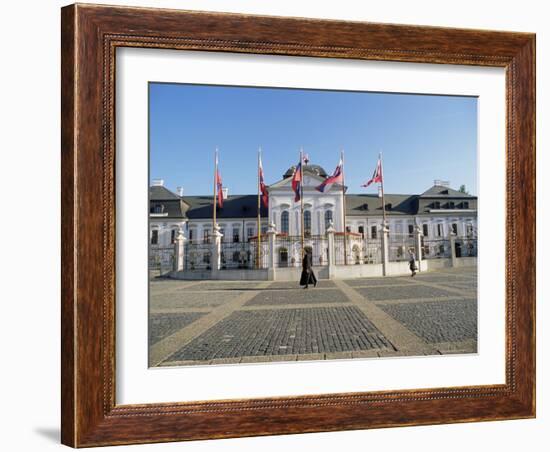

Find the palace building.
xmin=150 ymin=163 xmax=477 ymax=255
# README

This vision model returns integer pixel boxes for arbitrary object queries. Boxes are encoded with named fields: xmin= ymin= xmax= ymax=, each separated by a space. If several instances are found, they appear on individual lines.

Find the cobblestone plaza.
xmin=149 ymin=267 xmax=477 ymax=367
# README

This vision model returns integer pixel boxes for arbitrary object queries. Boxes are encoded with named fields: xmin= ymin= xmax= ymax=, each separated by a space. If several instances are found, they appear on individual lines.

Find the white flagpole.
xmin=300 ymin=148 xmax=305 ymax=260
xmin=379 ymin=151 xmax=387 ymax=226
xmin=213 ymin=147 xmax=218 ymax=234
xmin=341 ymin=149 xmax=348 ymax=265
xmin=257 ymin=147 xmax=262 ymax=269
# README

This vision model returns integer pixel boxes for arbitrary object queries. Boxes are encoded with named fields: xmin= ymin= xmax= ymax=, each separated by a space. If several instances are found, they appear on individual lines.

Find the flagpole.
xmin=213 ymin=148 xmax=218 ymax=235
xmin=300 ymin=148 xmax=305 ymax=260
xmin=341 ymin=149 xmax=348 ymax=265
xmin=257 ymin=148 xmax=262 ymax=269
xmin=380 ymin=151 xmax=387 ymax=226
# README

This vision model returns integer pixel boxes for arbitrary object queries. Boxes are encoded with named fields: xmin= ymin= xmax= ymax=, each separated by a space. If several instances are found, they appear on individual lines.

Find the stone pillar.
xmin=414 ymin=225 xmax=423 ymax=273
xmin=326 ymin=221 xmax=335 ymax=279
xmin=449 ymin=231 xmax=457 ymax=267
xmin=266 ymin=222 xmax=277 ymax=281
xmin=211 ymin=224 xmax=223 ymax=277
xmin=381 ymin=222 xmax=390 ymax=276
xmin=173 ymin=229 xmax=187 ymax=272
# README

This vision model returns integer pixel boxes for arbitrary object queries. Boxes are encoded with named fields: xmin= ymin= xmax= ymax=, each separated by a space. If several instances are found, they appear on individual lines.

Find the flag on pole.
xmin=291 ymin=159 xmax=302 ymax=202
xmin=315 ymin=158 xmax=343 ymax=193
xmin=259 ymin=155 xmax=269 ymax=208
xmin=361 ymin=157 xmax=383 ymax=188
xmin=215 ymin=154 xmax=223 ymax=208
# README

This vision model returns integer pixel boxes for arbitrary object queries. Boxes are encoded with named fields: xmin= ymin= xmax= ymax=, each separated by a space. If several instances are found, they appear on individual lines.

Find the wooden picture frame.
xmin=61 ymin=3 xmax=535 ymax=447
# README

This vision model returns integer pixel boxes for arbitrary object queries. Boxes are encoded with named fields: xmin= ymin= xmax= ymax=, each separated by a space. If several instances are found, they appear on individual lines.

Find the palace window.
xmin=151 ymin=204 xmax=164 ymax=214
xmin=358 ymin=225 xmax=364 ymax=238
xmin=408 ymin=224 xmax=414 ymax=237
xmin=219 ymin=228 xmax=225 ymax=242
xmin=281 ymin=211 xmax=289 ymax=234
xmin=232 ymin=228 xmax=240 ymax=243
xmin=452 ymin=223 xmax=458 ymax=235
xmin=324 ymin=210 xmax=333 ymax=230
xmin=466 ymin=224 xmax=474 ymax=237
xmin=188 ymin=229 xmax=194 ymax=243
xmin=203 ymin=229 xmax=211 ymax=244
xmin=170 ymin=229 xmax=177 ymax=244
xmin=150 ymin=229 xmax=158 ymax=245
xmin=422 ymin=224 xmax=429 ymax=237
xmin=247 ymin=227 xmax=254 ymax=240
xmin=304 ymin=211 xmax=312 ymax=237
xmin=437 ymin=224 xmax=443 ymax=237
xmin=371 ymin=225 xmax=377 ymax=239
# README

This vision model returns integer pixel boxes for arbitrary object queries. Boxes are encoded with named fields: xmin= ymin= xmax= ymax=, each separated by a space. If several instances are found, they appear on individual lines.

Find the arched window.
xmin=304 ymin=210 xmax=312 ymax=236
xmin=281 ymin=211 xmax=289 ymax=234
xmin=324 ymin=210 xmax=333 ymax=230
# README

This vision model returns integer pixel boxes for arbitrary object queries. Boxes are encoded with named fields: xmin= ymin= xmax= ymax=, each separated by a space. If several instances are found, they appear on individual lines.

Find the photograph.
xmin=147 ymin=83 xmax=479 ymax=367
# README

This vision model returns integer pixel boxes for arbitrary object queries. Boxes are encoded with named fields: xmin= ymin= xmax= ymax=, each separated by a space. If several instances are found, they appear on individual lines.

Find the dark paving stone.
xmin=149 ymin=312 xmax=206 ymax=346
xmin=245 ymin=288 xmax=348 ymax=306
xmin=344 ymin=278 xmax=413 ymax=287
xmin=187 ymin=282 xmax=265 ymax=291
xmin=167 ymin=306 xmax=392 ymax=361
xmin=356 ymin=284 xmax=458 ymax=301
xmin=377 ymin=299 xmax=477 ymax=344
xmin=268 ymin=280 xmax=336 ymax=289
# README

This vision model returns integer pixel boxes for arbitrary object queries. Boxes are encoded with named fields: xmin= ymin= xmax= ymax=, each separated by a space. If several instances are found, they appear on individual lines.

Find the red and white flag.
xmin=259 ymin=155 xmax=269 ymax=208
xmin=315 ymin=158 xmax=343 ymax=193
xmin=361 ymin=158 xmax=383 ymax=188
xmin=215 ymin=153 xmax=223 ymax=208
xmin=291 ymin=158 xmax=303 ymax=202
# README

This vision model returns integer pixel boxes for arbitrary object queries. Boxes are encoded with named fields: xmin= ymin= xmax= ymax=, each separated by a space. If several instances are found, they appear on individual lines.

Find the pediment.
xmin=269 ymin=175 xmax=343 ymax=192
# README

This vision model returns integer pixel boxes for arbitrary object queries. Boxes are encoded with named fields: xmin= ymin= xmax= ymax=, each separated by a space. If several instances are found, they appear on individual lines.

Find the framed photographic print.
xmin=61 ymin=3 xmax=535 ymax=447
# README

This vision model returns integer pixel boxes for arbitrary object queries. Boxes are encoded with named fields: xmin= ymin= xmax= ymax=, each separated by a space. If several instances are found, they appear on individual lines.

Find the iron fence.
xmin=273 ymin=235 xmax=328 ymax=268
xmin=185 ymin=240 xmax=212 ymax=270
xmin=362 ymin=238 xmax=382 ymax=264
xmin=388 ymin=233 xmax=416 ymax=262
xmin=220 ymin=238 xmax=269 ymax=269
xmin=149 ymin=245 xmax=174 ymax=276
xmin=421 ymin=237 xmax=451 ymax=259
xmin=455 ymin=237 xmax=478 ymax=257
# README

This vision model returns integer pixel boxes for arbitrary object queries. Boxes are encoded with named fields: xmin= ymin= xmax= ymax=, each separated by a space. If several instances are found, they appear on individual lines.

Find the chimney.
xmin=152 ymin=178 xmax=164 ymax=186
xmin=434 ymin=179 xmax=450 ymax=187
xmin=176 ymin=186 xmax=184 ymax=196
xmin=222 ymin=187 xmax=228 ymax=200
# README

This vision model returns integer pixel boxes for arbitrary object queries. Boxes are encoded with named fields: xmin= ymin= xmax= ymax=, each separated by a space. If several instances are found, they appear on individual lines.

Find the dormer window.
xmin=433 ymin=201 xmax=441 ymax=209
xmin=448 ymin=201 xmax=455 ymax=209
xmin=385 ymin=203 xmax=392 ymax=210
xmin=441 ymin=189 xmax=449 ymax=195
xmin=362 ymin=203 xmax=369 ymax=211
xmin=463 ymin=201 xmax=469 ymax=209
xmin=151 ymin=203 xmax=164 ymax=214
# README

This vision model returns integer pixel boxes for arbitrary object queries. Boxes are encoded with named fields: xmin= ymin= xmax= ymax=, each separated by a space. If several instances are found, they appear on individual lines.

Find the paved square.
xmin=165 ymin=306 xmax=392 ymax=362
xmin=355 ymin=284 xmax=458 ymax=301
xmin=149 ymin=266 xmax=478 ymax=366
xmin=377 ymin=299 xmax=477 ymax=344
xmin=149 ymin=312 xmax=206 ymax=346
xmin=245 ymin=288 xmax=348 ymax=306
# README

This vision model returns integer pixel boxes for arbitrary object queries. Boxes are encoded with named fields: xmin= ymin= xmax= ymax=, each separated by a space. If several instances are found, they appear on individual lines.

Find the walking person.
xmin=408 ymin=248 xmax=417 ymax=277
xmin=299 ymin=249 xmax=317 ymax=289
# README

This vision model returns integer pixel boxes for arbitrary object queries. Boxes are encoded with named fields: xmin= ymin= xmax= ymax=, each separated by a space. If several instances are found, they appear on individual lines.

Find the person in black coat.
xmin=299 ymin=249 xmax=317 ymax=288
xmin=408 ymin=248 xmax=417 ymax=277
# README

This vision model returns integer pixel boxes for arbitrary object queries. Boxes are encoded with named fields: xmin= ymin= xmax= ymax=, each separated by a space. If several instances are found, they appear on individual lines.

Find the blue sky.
xmin=149 ymin=83 xmax=477 ymax=196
